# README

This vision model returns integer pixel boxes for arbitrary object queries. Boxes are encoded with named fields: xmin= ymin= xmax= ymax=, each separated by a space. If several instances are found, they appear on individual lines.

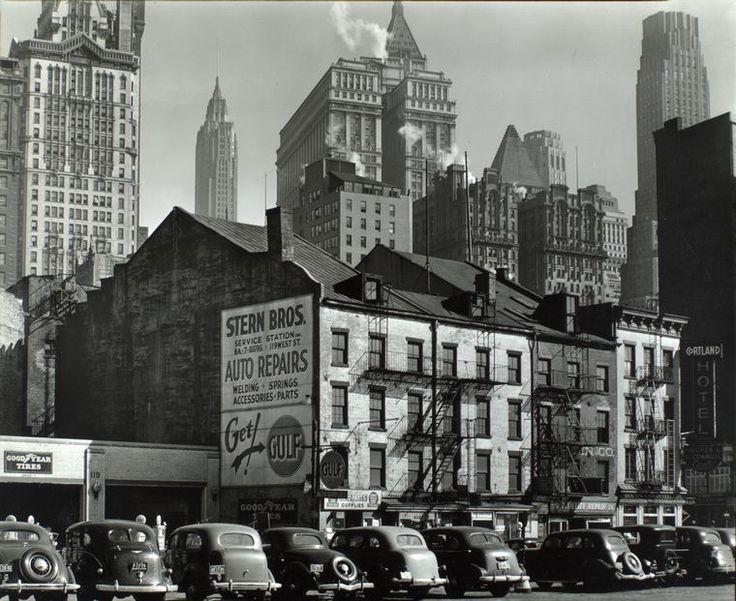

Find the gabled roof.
xmin=386 ymin=1 xmax=423 ymax=61
xmin=490 ymin=125 xmax=544 ymax=189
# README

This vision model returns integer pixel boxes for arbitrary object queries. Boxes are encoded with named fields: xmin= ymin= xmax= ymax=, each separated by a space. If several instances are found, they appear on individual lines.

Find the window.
xmin=369 ymin=388 xmax=385 ymax=429
xmin=596 ymin=410 xmax=609 ymax=444
xmin=407 ymin=392 xmax=423 ymax=432
xmin=408 ymin=451 xmax=423 ymax=489
xmin=567 ymin=361 xmax=580 ymax=389
xmin=476 ymin=453 xmax=491 ymax=491
xmin=388 ymin=221 xmax=395 ymax=234
xmin=369 ymin=448 xmax=385 ymax=487
xmin=625 ymin=447 xmax=637 ymax=480
xmin=624 ymin=344 xmax=635 ymax=377
xmin=407 ymin=340 xmax=423 ymax=373
xmin=476 ymin=349 xmax=489 ymax=379
xmin=331 ymin=331 xmax=348 ymax=365
xmin=625 ymin=397 xmax=636 ymax=430
xmin=537 ymin=358 xmax=551 ymax=386
xmin=508 ymin=400 xmax=522 ymax=439
xmin=360 ymin=200 xmax=366 ymax=213
xmin=368 ymin=335 xmax=385 ymax=369
xmin=389 ymin=204 xmax=396 ymax=217
xmin=596 ymin=365 xmax=609 ymax=392
xmin=662 ymin=349 xmax=674 ymax=381
xmin=508 ymin=453 xmax=522 ymax=492
xmin=374 ymin=202 xmax=381 ymax=214
xmin=346 ymin=252 xmax=352 ymax=264
xmin=331 ymin=385 xmax=348 ymax=427
xmin=345 ymin=199 xmax=352 ymax=211
xmin=360 ymin=236 xmax=366 ymax=248
xmin=441 ymin=344 xmax=456 ymax=377
xmin=476 ymin=398 xmax=490 ymax=436
xmin=375 ymin=220 xmax=381 ymax=231
xmin=507 ymin=352 xmax=521 ymax=384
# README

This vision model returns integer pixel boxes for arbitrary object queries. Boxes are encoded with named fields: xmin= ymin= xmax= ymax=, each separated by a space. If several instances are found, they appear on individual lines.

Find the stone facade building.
xmin=585 ymin=185 xmax=627 ymax=303
xmin=622 ymin=11 xmax=710 ymax=309
xmin=195 ymin=78 xmax=238 ymax=221
xmin=8 ymin=0 xmax=144 ymax=277
xmin=523 ymin=130 xmax=566 ymax=188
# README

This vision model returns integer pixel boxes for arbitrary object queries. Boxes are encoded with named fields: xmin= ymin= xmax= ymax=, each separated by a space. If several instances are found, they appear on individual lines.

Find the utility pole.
xmin=425 ymin=158 xmax=430 ymax=294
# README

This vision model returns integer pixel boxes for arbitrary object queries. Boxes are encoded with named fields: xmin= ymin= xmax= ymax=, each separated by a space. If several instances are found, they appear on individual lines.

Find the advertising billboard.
xmin=221 ymin=295 xmax=313 ymax=487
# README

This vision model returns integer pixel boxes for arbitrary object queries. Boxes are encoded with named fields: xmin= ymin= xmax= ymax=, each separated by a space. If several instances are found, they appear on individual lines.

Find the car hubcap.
xmin=30 ymin=555 xmax=51 ymax=576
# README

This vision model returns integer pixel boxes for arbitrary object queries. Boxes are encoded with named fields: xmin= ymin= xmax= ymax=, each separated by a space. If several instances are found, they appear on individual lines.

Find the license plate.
xmin=399 ymin=571 xmax=412 ymax=580
xmin=0 ymin=565 xmax=11 ymax=574
xmin=209 ymin=565 xmax=225 ymax=576
xmin=497 ymin=561 xmax=510 ymax=570
xmin=130 ymin=562 xmax=148 ymax=572
xmin=310 ymin=564 xmax=324 ymax=573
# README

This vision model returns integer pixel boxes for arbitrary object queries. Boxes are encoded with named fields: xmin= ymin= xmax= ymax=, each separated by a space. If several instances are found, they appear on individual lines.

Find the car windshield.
xmin=108 ymin=528 xmax=151 ymax=543
xmin=220 ymin=533 xmax=255 ymax=547
xmin=396 ymin=534 xmax=424 ymax=548
xmin=291 ymin=533 xmax=324 ymax=547
xmin=703 ymin=532 xmax=721 ymax=544
xmin=0 ymin=530 xmax=41 ymax=543
xmin=470 ymin=532 xmax=504 ymax=545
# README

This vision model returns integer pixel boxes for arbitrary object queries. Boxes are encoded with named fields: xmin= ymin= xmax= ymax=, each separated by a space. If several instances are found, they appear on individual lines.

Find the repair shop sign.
xmin=4 ymin=451 xmax=53 ymax=474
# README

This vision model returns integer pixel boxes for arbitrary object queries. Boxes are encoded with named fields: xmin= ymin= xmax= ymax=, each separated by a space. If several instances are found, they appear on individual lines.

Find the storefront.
xmin=0 ymin=435 xmax=218 ymax=533
xmin=540 ymin=497 xmax=617 ymax=537
xmin=616 ymin=484 xmax=686 ymax=526
xmin=323 ymin=490 xmax=384 ymax=529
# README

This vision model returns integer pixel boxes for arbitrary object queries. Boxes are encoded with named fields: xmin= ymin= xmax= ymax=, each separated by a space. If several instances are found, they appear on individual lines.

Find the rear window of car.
xmin=657 ymin=531 xmax=676 ymax=544
xmin=543 ymin=536 xmax=563 ymax=550
xmin=470 ymin=532 xmax=503 ymax=545
xmin=292 ymin=533 xmax=324 ymax=547
xmin=220 ymin=533 xmax=255 ymax=547
xmin=703 ymin=532 xmax=721 ymax=544
xmin=396 ymin=534 xmax=424 ymax=548
xmin=607 ymin=535 xmax=627 ymax=547
xmin=108 ymin=528 xmax=151 ymax=543
xmin=0 ymin=530 xmax=40 ymax=542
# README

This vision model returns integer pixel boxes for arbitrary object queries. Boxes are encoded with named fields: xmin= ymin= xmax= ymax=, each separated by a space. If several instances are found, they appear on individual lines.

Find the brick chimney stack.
xmin=266 ymin=207 xmax=294 ymax=261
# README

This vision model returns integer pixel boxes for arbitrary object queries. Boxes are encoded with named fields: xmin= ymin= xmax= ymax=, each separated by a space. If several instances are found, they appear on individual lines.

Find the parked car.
xmin=262 ymin=527 xmax=372 ymax=599
xmin=65 ymin=519 xmax=176 ymax=601
xmin=422 ymin=526 xmax=524 ymax=597
xmin=168 ymin=523 xmax=279 ymax=601
xmin=330 ymin=527 xmax=447 ymax=599
xmin=0 ymin=520 xmax=79 ymax=601
xmin=714 ymin=528 xmax=735 ymax=560
xmin=613 ymin=525 xmax=682 ymax=582
xmin=523 ymin=529 xmax=654 ymax=591
xmin=675 ymin=526 xmax=736 ymax=582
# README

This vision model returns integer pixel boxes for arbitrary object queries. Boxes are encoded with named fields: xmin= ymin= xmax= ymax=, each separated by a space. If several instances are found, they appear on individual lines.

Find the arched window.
xmin=34 ymin=64 xmax=42 ymax=78
xmin=120 ymin=75 xmax=127 ymax=90
xmin=554 ymin=198 xmax=567 ymax=238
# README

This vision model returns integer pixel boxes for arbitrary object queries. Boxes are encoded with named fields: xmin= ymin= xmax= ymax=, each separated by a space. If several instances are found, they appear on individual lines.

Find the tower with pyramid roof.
xmin=195 ymin=77 xmax=238 ymax=221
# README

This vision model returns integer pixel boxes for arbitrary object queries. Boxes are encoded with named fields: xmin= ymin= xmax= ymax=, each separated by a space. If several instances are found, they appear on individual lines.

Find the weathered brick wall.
xmin=55 ymin=209 xmax=319 ymax=445
xmin=0 ymin=288 xmax=25 ymax=434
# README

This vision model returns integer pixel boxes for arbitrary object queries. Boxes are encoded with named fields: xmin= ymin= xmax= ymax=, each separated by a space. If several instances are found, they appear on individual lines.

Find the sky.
xmin=1 ymin=0 xmax=734 ymax=233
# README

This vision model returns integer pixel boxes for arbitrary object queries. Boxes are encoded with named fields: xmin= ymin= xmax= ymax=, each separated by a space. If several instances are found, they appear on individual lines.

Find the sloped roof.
xmin=329 ymin=171 xmax=401 ymax=189
xmin=490 ymin=125 xmax=544 ymax=189
xmin=386 ymin=1 xmax=423 ymax=61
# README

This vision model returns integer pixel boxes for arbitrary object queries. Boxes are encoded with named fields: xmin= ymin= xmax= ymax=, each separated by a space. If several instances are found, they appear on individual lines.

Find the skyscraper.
xmin=621 ymin=11 xmax=709 ymax=308
xmin=523 ymin=130 xmax=567 ymax=187
xmin=8 ymin=0 xmax=145 ymax=278
xmin=195 ymin=78 xmax=238 ymax=221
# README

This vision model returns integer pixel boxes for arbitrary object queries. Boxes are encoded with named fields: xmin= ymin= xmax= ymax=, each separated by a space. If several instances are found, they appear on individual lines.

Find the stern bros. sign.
xmin=221 ymin=296 xmax=313 ymax=487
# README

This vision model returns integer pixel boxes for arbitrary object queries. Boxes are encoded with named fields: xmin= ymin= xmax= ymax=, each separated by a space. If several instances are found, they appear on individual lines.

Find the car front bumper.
xmin=0 ymin=581 xmax=80 ymax=594
xmin=96 ymin=581 xmax=179 ymax=593
xmin=303 ymin=581 xmax=375 ymax=596
xmin=213 ymin=580 xmax=281 ymax=592
xmin=392 ymin=576 xmax=448 ymax=588
xmin=478 ymin=574 xmax=524 ymax=584
xmin=614 ymin=571 xmax=656 ymax=581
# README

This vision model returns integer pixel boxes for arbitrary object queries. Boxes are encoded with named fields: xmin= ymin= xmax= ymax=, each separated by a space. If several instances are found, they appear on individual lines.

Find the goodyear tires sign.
xmin=221 ymin=295 xmax=313 ymax=487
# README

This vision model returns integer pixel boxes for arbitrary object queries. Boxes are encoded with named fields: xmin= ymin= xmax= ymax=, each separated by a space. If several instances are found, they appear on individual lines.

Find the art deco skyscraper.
xmin=621 ymin=11 xmax=709 ymax=308
xmin=9 ymin=0 xmax=145 ymax=278
xmin=195 ymin=77 xmax=238 ymax=221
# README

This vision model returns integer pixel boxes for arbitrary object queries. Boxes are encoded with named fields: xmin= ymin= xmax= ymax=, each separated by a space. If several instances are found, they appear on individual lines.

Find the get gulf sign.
xmin=267 ymin=415 xmax=306 ymax=477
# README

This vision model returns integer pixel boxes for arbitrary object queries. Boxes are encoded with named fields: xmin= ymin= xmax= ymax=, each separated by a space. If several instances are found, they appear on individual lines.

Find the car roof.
xmin=265 ymin=527 xmax=322 ymax=535
xmin=676 ymin=526 xmax=719 ymax=533
xmin=614 ymin=524 xmax=676 ymax=531
xmin=172 ymin=523 xmax=259 ymax=535
xmin=67 ymin=519 xmax=155 ymax=533
xmin=336 ymin=526 xmax=421 ymax=536
xmin=422 ymin=526 xmax=496 ymax=534
xmin=0 ymin=521 xmax=51 ymax=535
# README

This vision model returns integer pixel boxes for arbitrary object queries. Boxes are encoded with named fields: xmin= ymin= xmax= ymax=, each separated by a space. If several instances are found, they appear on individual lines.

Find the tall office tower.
xmin=9 ymin=0 xmax=145 ymax=277
xmin=195 ymin=78 xmax=238 ymax=221
xmin=0 ymin=57 xmax=24 ymax=289
xmin=277 ymin=1 xmax=456 ymax=208
xmin=621 ymin=11 xmax=709 ymax=308
xmin=523 ymin=130 xmax=567 ymax=187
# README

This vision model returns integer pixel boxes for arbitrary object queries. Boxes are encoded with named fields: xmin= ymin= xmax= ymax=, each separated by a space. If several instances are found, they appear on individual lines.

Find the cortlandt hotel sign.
xmin=4 ymin=451 xmax=53 ymax=473
xmin=684 ymin=343 xmax=721 ymax=437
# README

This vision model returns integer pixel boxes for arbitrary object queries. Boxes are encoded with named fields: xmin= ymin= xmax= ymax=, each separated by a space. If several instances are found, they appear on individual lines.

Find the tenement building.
xmin=276 ymin=1 xmax=457 ymax=208
xmin=621 ymin=11 xmax=710 ymax=309
xmin=195 ymin=77 xmax=238 ymax=221
xmin=8 ymin=0 xmax=145 ymax=277
xmin=585 ymin=185 xmax=627 ymax=303
xmin=293 ymin=158 xmax=411 ymax=265
xmin=655 ymin=114 xmax=735 ymax=527
xmin=518 ymin=185 xmax=607 ymax=304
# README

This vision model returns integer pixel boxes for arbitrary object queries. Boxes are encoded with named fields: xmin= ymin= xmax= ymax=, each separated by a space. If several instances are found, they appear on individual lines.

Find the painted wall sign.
xmin=682 ymin=442 xmax=722 ymax=471
xmin=221 ymin=295 xmax=313 ymax=487
xmin=319 ymin=450 xmax=347 ymax=489
xmin=581 ymin=447 xmax=614 ymax=457
xmin=238 ymin=498 xmax=298 ymax=527
xmin=550 ymin=499 xmax=615 ymax=514
xmin=4 ymin=451 xmax=53 ymax=473
xmin=323 ymin=489 xmax=382 ymax=511
xmin=685 ymin=344 xmax=724 ymax=358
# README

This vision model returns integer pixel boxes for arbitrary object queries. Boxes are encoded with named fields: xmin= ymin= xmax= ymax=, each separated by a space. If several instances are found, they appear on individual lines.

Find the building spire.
xmin=386 ymin=0 xmax=423 ymax=61
xmin=206 ymin=76 xmax=227 ymax=122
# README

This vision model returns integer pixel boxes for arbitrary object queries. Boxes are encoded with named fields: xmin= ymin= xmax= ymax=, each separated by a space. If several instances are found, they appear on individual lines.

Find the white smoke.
xmin=398 ymin=123 xmax=423 ymax=147
xmin=513 ymin=184 xmax=528 ymax=198
xmin=330 ymin=2 xmax=389 ymax=59
xmin=441 ymin=144 xmax=460 ymax=169
xmin=349 ymin=152 xmax=366 ymax=176
xmin=299 ymin=163 xmax=307 ymax=185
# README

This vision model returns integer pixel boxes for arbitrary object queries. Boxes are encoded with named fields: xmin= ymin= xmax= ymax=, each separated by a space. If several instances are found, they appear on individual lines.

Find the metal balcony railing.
xmin=359 ymin=351 xmax=508 ymax=384
xmin=636 ymin=416 xmax=667 ymax=439
xmin=634 ymin=470 xmax=667 ymax=487
xmin=536 ymin=369 xmax=600 ymax=393
xmin=536 ymin=424 xmax=598 ymax=446
xmin=636 ymin=365 xmax=674 ymax=385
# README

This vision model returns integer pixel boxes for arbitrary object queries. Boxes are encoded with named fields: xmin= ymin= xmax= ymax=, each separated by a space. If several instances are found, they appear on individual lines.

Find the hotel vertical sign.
xmin=685 ymin=343 xmax=722 ymax=438
xmin=221 ymin=295 xmax=313 ymax=487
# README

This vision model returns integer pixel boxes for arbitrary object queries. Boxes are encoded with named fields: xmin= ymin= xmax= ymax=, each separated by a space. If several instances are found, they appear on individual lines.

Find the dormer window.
xmin=363 ymin=275 xmax=382 ymax=303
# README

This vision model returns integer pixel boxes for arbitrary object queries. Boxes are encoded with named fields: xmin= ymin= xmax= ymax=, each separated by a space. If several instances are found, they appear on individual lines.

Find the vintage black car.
xmin=330 ymin=527 xmax=447 ymax=599
xmin=714 ymin=528 xmax=735 ymax=560
xmin=675 ymin=526 xmax=735 ymax=582
xmin=613 ymin=525 xmax=681 ymax=582
xmin=422 ymin=526 xmax=524 ymax=597
xmin=523 ymin=529 xmax=654 ymax=590
xmin=0 ymin=521 xmax=79 ymax=601
xmin=262 ymin=527 xmax=372 ymax=599
xmin=168 ymin=523 xmax=279 ymax=601
xmin=65 ymin=519 xmax=176 ymax=601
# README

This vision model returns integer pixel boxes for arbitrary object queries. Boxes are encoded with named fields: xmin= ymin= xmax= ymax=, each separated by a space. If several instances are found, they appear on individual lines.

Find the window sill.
xmin=331 ymin=362 xmax=348 ymax=368
xmin=508 ymin=436 xmax=523 ymax=441
xmin=507 ymin=381 xmax=522 ymax=386
xmin=368 ymin=427 xmax=387 ymax=432
xmin=331 ymin=424 xmax=349 ymax=429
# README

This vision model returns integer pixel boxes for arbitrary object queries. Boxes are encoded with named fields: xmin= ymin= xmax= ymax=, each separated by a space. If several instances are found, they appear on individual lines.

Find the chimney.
xmin=474 ymin=272 xmax=496 ymax=300
xmin=266 ymin=207 xmax=294 ymax=261
xmin=496 ymin=267 xmax=508 ymax=282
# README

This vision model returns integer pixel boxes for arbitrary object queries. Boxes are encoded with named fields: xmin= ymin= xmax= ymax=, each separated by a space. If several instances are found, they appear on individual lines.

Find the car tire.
xmin=621 ymin=552 xmax=643 ymax=575
xmin=20 ymin=547 xmax=59 ymax=583
xmin=489 ymin=583 xmax=511 ymax=597
xmin=279 ymin=567 xmax=309 ymax=601
xmin=407 ymin=586 xmax=431 ymax=599
xmin=444 ymin=574 xmax=466 ymax=598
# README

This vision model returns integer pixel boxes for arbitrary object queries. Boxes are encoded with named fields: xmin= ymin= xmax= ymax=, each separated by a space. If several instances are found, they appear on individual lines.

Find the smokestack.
xmin=266 ymin=207 xmax=294 ymax=261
